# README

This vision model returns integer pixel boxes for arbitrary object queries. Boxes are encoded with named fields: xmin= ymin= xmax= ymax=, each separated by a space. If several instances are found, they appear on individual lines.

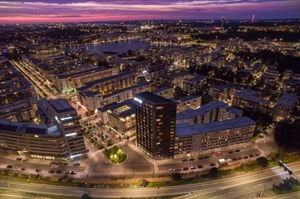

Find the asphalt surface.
xmin=0 ymin=162 xmax=299 ymax=198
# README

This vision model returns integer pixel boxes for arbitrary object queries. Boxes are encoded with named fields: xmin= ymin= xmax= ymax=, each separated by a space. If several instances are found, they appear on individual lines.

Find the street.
xmin=0 ymin=161 xmax=299 ymax=198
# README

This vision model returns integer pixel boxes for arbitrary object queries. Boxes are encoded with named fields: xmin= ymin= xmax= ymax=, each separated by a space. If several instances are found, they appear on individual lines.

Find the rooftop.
xmin=278 ymin=94 xmax=298 ymax=106
xmin=103 ymin=81 xmax=149 ymax=99
xmin=176 ymin=117 xmax=255 ymax=136
xmin=153 ymin=86 xmax=173 ymax=94
xmin=50 ymin=98 xmax=75 ymax=113
xmin=176 ymin=100 xmax=241 ymax=120
xmin=236 ymin=90 xmax=269 ymax=105
xmin=135 ymin=92 xmax=174 ymax=104
xmin=0 ymin=119 xmax=61 ymax=136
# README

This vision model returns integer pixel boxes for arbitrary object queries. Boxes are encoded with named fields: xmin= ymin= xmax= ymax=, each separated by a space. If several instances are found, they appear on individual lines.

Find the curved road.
xmin=0 ymin=162 xmax=299 ymax=198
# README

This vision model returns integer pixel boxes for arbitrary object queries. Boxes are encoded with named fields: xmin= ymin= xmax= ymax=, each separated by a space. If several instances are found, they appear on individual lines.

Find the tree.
xmin=209 ymin=167 xmax=219 ymax=178
xmin=174 ymin=86 xmax=186 ymax=99
xmin=256 ymin=157 xmax=269 ymax=167
xmin=138 ymin=179 xmax=149 ymax=187
xmin=107 ymin=139 xmax=113 ymax=146
xmin=81 ymin=193 xmax=91 ymax=199
xmin=171 ymin=173 xmax=182 ymax=181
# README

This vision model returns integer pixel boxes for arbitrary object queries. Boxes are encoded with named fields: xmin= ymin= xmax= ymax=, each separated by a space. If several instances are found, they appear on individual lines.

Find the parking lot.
xmin=0 ymin=140 xmax=265 ymax=178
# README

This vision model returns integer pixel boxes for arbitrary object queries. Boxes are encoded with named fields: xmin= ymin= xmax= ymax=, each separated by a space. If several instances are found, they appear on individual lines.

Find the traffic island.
xmin=103 ymin=146 xmax=127 ymax=165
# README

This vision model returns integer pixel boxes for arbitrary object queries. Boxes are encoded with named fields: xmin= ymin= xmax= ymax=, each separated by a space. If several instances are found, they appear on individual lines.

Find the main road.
xmin=1 ymin=162 xmax=299 ymax=198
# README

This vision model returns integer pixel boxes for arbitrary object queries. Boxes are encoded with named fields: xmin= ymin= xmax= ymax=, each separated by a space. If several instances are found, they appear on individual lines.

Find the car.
xmin=189 ymin=158 xmax=195 ymax=161
xmin=235 ymin=149 xmax=240 ymax=152
xmin=204 ymin=156 xmax=210 ymax=159
xmin=168 ymin=168 xmax=175 ymax=172
xmin=249 ymin=154 xmax=254 ymax=157
xmin=198 ymin=165 xmax=203 ymax=169
xmin=183 ymin=167 xmax=189 ymax=171
xmin=56 ymin=170 xmax=62 ymax=174
xmin=210 ymin=163 xmax=216 ymax=166
xmin=21 ymin=167 xmax=27 ymax=171
xmin=50 ymin=162 xmax=57 ymax=165
xmin=175 ymin=168 xmax=182 ymax=171
xmin=7 ymin=165 xmax=13 ymax=169
xmin=16 ymin=157 xmax=22 ymax=161
xmin=198 ymin=157 xmax=203 ymax=160
xmin=232 ymin=158 xmax=238 ymax=161
xmin=228 ymin=151 xmax=234 ymax=154
xmin=73 ymin=162 xmax=80 ymax=166
xmin=190 ymin=166 xmax=196 ymax=170
xmin=35 ymin=169 xmax=41 ymax=172
xmin=243 ymin=156 xmax=248 ymax=159
xmin=182 ymin=159 xmax=188 ymax=162
xmin=216 ymin=152 xmax=223 ymax=157
xmin=48 ymin=170 xmax=55 ymax=173
xmin=23 ymin=158 xmax=28 ymax=162
xmin=255 ymin=153 xmax=260 ymax=156
xmin=69 ymin=171 xmax=77 ymax=175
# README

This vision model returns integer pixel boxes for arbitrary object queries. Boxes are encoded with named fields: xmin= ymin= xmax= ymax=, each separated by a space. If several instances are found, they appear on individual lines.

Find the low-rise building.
xmin=153 ymin=87 xmax=174 ymax=99
xmin=182 ymin=75 xmax=205 ymax=94
xmin=174 ymin=117 xmax=256 ymax=157
xmin=232 ymin=90 xmax=269 ymax=113
xmin=175 ymin=95 xmax=202 ymax=113
xmin=0 ymin=59 xmax=38 ymax=122
xmin=273 ymin=94 xmax=298 ymax=121
xmin=176 ymin=101 xmax=242 ymax=124
xmin=208 ymin=84 xmax=240 ymax=102
xmin=107 ymin=100 xmax=135 ymax=136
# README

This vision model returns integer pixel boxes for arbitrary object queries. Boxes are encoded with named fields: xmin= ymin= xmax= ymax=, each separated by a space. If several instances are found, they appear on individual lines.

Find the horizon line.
xmin=1 ymin=17 xmax=299 ymax=25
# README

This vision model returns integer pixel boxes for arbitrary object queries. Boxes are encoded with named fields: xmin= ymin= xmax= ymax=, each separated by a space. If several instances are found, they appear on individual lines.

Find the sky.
xmin=1 ymin=0 xmax=299 ymax=24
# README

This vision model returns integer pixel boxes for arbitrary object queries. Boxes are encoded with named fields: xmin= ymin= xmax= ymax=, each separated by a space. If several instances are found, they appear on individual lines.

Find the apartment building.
xmin=174 ymin=117 xmax=256 ymax=157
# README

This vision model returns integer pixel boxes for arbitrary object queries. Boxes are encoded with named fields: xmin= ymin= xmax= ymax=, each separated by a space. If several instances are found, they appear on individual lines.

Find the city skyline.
xmin=1 ymin=0 xmax=300 ymax=24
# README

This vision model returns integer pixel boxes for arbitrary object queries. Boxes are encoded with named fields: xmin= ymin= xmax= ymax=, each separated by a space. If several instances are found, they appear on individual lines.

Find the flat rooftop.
xmin=135 ymin=92 xmax=174 ymax=104
xmin=176 ymin=100 xmax=242 ymax=120
xmin=278 ymin=94 xmax=298 ymax=106
xmin=50 ymin=98 xmax=75 ymax=113
xmin=0 ymin=119 xmax=61 ymax=136
xmin=176 ymin=117 xmax=255 ymax=137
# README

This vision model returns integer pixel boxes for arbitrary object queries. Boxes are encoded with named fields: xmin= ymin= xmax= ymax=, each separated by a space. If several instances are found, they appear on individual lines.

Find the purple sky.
xmin=1 ymin=0 xmax=299 ymax=24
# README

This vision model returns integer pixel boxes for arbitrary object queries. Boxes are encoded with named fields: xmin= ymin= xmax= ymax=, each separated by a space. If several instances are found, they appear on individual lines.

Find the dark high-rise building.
xmin=134 ymin=92 xmax=176 ymax=160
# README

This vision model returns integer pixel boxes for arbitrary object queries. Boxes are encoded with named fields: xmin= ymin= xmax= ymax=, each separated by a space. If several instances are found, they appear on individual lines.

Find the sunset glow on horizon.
xmin=1 ymin=0 xmax=300 ymax=24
